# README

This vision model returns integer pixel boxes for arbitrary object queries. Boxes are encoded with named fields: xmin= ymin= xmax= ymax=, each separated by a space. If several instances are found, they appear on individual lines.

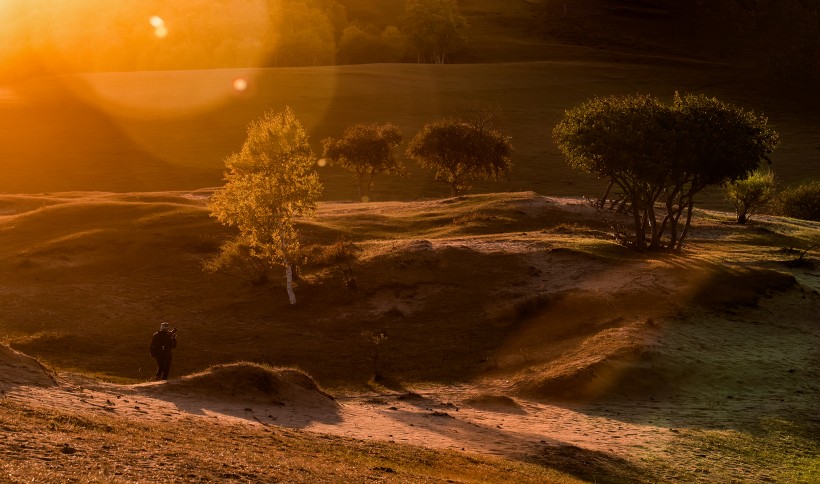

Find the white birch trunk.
xmin=284 ymin=262 xmax=296 ymax=305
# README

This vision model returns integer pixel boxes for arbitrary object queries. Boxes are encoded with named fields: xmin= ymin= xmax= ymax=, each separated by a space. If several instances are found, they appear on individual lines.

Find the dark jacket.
xmin=150 ymin=330 xmax=177 ymax=357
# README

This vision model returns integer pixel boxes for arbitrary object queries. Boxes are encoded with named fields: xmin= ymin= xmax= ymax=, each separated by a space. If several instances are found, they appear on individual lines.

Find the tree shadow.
xmin=530 ymin=443 xmax=649 ymax=484
xmin=136 ymin=387 xmax=343 ymax=428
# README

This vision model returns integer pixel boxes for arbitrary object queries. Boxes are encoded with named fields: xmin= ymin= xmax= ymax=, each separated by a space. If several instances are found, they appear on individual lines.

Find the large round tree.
xmin=407 ymin=118 xmax=513 ymax=197
xmin=554 ymin=93 xmax=778 ymax=252
xmin=322 ymin=122 xmax=404 ymax=202
xmin=209 ymin=107 xmax=322 ymax=304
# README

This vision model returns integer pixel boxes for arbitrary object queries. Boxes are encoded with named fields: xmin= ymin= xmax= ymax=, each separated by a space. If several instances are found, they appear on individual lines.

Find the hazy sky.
xmin=0 ymin=0 xmax=342 ymax=75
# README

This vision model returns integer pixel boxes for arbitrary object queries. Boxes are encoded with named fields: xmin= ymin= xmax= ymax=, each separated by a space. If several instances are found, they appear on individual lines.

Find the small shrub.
xmin=203 ymin=237 xmax=272 ymax=285
xmin=725 ymin=168 xmax=776 ymax=224
xmin=338 ymin=265 xmax=357 ymax=289
xmin=772 ymin=180 xmax=820 ymax=221
xmin=305 ymin=240 xmax=359 ymax=267
xmin=362 ymin=330 xmax=388 ymax=379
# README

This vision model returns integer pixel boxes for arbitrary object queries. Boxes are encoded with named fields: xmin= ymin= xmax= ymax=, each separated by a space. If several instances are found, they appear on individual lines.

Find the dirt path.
xmin=2 ymin=377 xmax=671 ymax=464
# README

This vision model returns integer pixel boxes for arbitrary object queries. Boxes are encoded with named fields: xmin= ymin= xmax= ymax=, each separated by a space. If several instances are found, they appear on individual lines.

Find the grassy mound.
xmin=145 ymin=362 xmax=336 ymax=408
xmin=0 ymin=343 xmax=57 ymax=390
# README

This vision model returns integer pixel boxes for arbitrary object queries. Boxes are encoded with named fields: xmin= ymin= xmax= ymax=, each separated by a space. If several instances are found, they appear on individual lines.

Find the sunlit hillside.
xmin=1 ymin=190 xmax=818 ymax=481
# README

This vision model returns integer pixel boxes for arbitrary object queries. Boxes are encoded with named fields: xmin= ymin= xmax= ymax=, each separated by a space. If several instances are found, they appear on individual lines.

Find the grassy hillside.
xmin=3 ymin=60 xmax=818 ymax=208
xmin=0 ymin=191 xmax=817 ymax=389
xmin=0 ymin=190 xmax=818 ymax=481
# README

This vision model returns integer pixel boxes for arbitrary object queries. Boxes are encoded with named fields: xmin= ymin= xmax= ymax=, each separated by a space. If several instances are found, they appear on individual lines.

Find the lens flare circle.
xmin=232 ymin=78 xmax=248 ymax=92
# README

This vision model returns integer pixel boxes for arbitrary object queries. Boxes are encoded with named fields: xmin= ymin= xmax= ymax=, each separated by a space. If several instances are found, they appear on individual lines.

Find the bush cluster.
xmin=772 ymin=181 xmax=820 ymax=222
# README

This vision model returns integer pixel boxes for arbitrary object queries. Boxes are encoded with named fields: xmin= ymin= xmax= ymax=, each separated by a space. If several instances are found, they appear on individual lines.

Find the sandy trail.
xmin=7 ymin=370 xmax=810 ymax=468
xmin=2 ymin=377 xmax=673 ymax=463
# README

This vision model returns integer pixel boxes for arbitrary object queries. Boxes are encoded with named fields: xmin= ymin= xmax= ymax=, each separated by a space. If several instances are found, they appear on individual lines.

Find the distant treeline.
xmin=693 ymin=0 xmax=819 ymax=78
xmin=626 ymin=0 xmax=820 ymax=80
xmin=0 ymin=0 xmax=468 ymax=79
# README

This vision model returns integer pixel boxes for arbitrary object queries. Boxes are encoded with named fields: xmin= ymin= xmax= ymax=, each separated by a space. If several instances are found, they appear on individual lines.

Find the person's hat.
xmin=160 ymin=322 xmax=170 ymax=330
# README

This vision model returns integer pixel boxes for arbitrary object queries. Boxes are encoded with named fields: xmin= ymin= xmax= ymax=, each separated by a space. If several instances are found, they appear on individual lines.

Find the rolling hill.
xmin=1 ymin=190 xmax=818 ymax=481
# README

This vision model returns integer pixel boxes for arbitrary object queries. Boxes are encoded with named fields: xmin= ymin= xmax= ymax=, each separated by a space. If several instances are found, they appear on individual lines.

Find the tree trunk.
xmin=647 ymin=201 xmax=660 ymax=249
xmin=599 ymin=179 xmax=614 ymax=209
xmin=675 ymin=198 xmax=696 ymax=253
xmin=632 ymin=194 xmax=645 ymax=250
xmin=737 ymin=207 xmax=748 ymax=224
xmin=364 ymin=173 xmax=375 ymax=201
xmin=356 ymin=172 xmax=365 ymax=201
xmin=284 ymin=261 xmax=296 ymax=305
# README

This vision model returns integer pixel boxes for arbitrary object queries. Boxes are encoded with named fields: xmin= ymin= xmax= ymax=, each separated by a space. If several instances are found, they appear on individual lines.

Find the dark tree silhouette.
xmin=554 ymin=93 xmax=778 ymax=252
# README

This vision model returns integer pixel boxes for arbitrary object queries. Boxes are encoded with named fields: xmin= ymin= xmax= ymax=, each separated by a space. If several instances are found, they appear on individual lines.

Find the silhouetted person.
xmin=150 ymin=322 xmax=177 ymax=380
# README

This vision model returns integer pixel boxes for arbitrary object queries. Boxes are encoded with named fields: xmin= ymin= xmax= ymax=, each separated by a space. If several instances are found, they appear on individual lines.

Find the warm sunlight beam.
xmin=0 ymin=0 xmax=341 ymax=172
xmin=37 ymin=1 xmax=278 ymax=118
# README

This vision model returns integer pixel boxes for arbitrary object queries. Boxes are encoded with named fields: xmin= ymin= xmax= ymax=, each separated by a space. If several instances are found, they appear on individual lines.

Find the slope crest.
xmin=142 ymin=362 xmax=337 ymax=409
xmin=0 ymin=343 xmax=58 ymax=390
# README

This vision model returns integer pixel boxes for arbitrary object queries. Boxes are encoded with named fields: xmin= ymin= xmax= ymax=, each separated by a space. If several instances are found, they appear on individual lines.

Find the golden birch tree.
xmin=209 ymin=107 xmax=322 ymax=304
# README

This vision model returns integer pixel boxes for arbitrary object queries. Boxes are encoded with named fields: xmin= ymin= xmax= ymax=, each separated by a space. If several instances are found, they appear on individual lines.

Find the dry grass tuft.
xmin=303 ymin=240 xmax=360 ymax=267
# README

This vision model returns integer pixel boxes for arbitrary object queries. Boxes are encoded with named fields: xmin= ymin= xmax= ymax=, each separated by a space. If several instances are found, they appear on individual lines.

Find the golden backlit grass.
xmin=0 ymin=399 xmax=581 ymax=483
xmin=661 ymin=420 xmax=820 ymax=483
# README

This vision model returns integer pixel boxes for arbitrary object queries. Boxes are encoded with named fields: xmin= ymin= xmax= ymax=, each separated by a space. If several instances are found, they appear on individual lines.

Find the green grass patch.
xmin=672 ymin=420 xmax=820 ymax=483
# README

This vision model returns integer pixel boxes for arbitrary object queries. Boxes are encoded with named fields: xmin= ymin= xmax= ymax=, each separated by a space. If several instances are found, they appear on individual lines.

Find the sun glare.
xmin=150 ymin=15 xmax=168 ymax=38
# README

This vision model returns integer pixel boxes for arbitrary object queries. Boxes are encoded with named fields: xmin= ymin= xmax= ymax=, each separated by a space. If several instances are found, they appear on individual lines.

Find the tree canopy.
xmin=336 ymin=25 xmax=407 ymax=64
xmin=554 ymin=92 xmax=778 ymax=251
xmin=402 ymin=0 xmax=468 ymax=64
xmin=407 ymin=118 xmax=512 ymax=197
xmin=322 ymin=122 xmax=404 ymax=201
xmin=209 ymin=107 xmax=322 ymax=304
